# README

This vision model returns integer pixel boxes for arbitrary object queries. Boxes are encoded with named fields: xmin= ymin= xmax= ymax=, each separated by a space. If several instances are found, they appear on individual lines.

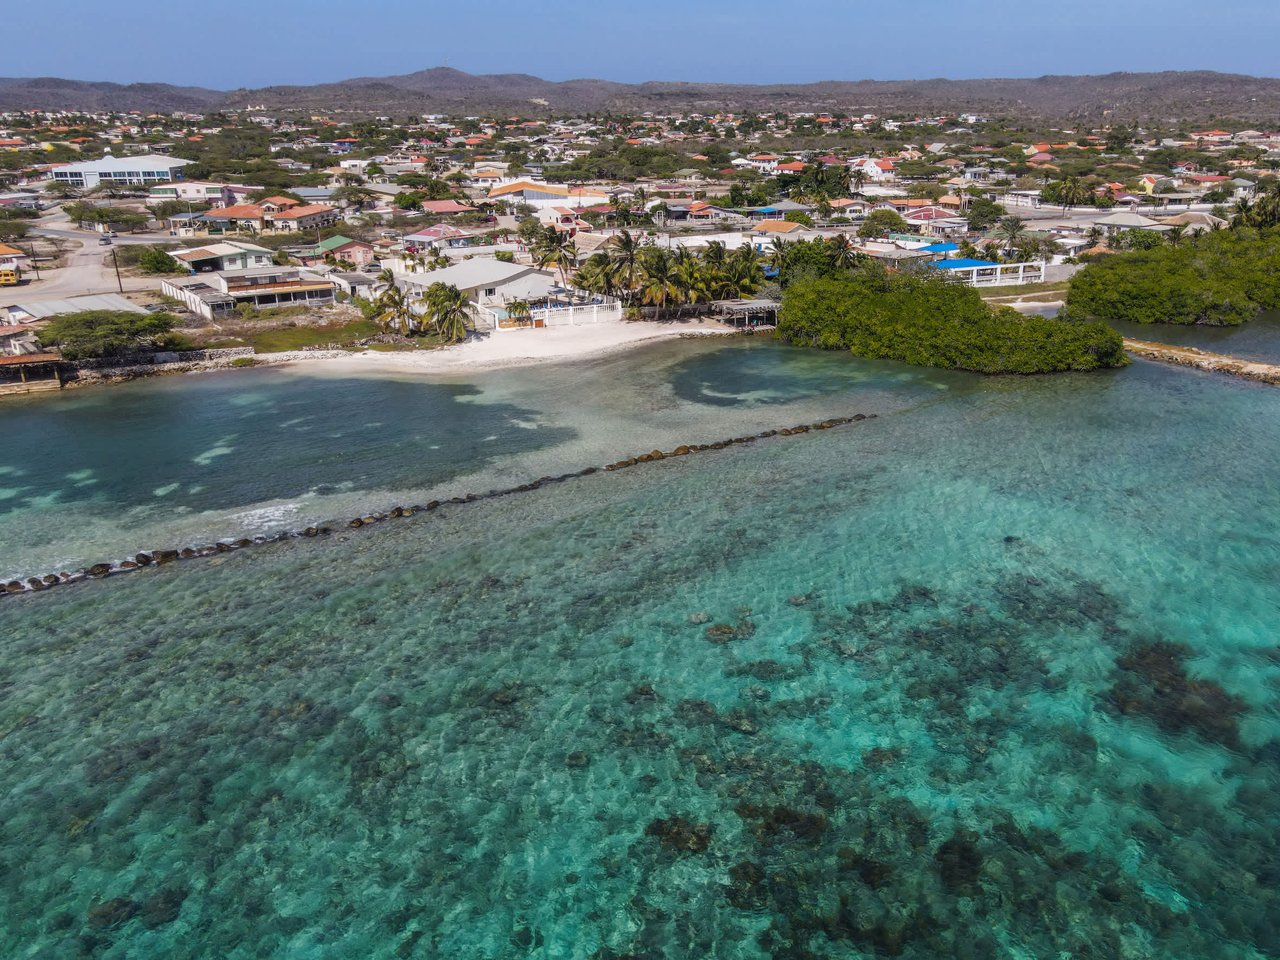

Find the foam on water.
xmin=1 ymin=342 xmax=1278 ymax=958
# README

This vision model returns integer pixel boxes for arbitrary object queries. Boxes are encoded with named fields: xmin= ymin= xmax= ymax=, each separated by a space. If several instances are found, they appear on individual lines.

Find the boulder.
xmin=86 ymin=563 xmax=112 ymax=578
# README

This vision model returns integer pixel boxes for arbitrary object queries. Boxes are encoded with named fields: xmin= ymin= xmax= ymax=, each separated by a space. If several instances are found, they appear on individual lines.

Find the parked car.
xmin=107 ymin=231 xmax=119 ymax=238
xmin=98 ymin=237 xmax=112 ymax=246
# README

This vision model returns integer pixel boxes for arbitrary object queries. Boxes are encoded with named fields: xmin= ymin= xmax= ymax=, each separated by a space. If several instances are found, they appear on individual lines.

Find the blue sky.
xmin=10 ymin=0 xmax=1279 ymax=88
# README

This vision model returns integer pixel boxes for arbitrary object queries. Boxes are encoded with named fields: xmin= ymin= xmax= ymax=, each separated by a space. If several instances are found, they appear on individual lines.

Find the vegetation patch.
xmin=1064 ymin=228 xmax=1280 ymax=326
xmin=779 ymin=269 xmax=1127 ymax=374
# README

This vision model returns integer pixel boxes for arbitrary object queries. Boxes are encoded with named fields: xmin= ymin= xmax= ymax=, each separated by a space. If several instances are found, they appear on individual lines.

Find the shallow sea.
xmin=1 ymin=339 xmax=1278 ymax=959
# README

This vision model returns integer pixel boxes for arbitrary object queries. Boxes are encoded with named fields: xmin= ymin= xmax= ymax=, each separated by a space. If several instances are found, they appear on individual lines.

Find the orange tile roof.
xmin=205 ymin=204 xmax=265 ymax=218
xmin=269 ymin=204 xmax=335 ymax=219
xmin=0 ymin=243 xmax=25 ymax=257
xmin=753 ymin=220 xmax=802 ymax=234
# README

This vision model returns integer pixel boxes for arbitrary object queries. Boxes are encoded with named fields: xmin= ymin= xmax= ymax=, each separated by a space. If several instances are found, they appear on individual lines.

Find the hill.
xmin=2 ymin=68 xmax=1279 ymax=121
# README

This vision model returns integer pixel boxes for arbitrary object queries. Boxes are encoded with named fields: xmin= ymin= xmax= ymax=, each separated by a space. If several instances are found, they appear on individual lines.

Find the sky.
xmin=9 ymin=0 xmax=1280 ymax=89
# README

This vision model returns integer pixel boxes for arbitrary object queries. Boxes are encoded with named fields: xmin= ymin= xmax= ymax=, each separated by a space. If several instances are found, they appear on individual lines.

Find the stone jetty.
xmin=1124 ymin=339 xmax=1280 ymax=386
xmin=1 ymin=413 xmax=876 ymax=598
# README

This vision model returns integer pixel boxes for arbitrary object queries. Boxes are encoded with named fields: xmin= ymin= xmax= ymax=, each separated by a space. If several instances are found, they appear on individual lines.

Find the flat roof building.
xmin=52 ymin=154 xmax=194 ymax=189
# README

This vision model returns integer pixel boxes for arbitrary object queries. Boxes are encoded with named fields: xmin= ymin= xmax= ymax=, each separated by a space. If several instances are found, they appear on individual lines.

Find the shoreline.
xmin=10 ymin=320 xmax=746 ymax=397
xmin=267 ymin=318 xmax=741 ymax=378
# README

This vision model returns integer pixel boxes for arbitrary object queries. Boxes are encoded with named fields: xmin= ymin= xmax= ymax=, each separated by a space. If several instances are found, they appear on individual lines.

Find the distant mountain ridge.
xmin=2 ymin=68 xmax=1279 ymax=121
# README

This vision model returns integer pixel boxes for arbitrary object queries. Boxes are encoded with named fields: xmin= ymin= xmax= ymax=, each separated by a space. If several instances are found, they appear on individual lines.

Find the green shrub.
xmin=38 ymin=310 xmax=180 ymax=361
xmin=230 ymin=356 xmax=260 ymax=367
xmin=779 ymin=269 xmax=1127 ymax=374
xmin=1064 ymin=228 xmax=1280 ymax=326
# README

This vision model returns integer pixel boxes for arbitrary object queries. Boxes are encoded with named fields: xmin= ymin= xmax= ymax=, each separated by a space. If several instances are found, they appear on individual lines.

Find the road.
xmin=10 ymin=208 xmax=164 ymax=302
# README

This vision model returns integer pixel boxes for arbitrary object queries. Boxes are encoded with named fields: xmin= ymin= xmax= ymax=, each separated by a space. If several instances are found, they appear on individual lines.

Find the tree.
xmin=0 ymin=221 xmax=29 ymax=241
xmin=994 ymin=216 xmax=1028 ymax=254
xmin=137 ymin=247 xmax=184 ymax=274
xmin=419 ymin=282 xmax=471 ymax=343
xmin=637 ymin=248 xmax=680 ymax=318
xmin=965 ymin=197 xmax=1003 ymax=232
xmin=857 ymin=208 xmax=908 ymax=238
xmin=607 ymin=229 xmax=645 ymax=301
xmin=506 ymin=298 xmax=533 ymax=329
xmin=38 ymin=310 xmax=180 ymax=361
xmin=532 ymin=227 xmax=575 ymax=287
xmin=373 ymin=285 xmax=414 ymax=335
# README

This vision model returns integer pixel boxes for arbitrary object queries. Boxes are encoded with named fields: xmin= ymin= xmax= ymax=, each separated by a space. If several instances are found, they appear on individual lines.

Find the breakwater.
xmin=1124 ymin=338 xmax=1280 ymax=386
xmin=1 ymin=413 xmax=874 ymax=598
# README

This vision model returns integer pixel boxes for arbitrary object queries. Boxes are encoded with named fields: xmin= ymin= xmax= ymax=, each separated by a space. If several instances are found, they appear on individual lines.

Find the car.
xmin=98 ymin=237 xmax=112 ymax=245
xmin=107 ymin=231 xmax=119 ymax=238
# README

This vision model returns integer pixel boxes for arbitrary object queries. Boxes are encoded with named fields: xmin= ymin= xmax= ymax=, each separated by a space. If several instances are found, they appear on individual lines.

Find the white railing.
xmin=537 ymin=302 xmax=623 ymax=327
xmin=477 ymin=300 xmax=623 ymax=332
xmin=941 ymin=261 xmax=1045 ymax=288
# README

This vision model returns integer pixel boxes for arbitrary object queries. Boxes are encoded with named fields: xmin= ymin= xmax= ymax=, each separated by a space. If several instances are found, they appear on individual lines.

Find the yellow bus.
xmin=0 ymin=269 xmax=19 ymax=287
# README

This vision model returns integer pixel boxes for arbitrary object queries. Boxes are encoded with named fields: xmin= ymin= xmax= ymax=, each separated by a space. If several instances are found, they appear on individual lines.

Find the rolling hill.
xmin=1 ymin=68 xmax=1278 ymax=121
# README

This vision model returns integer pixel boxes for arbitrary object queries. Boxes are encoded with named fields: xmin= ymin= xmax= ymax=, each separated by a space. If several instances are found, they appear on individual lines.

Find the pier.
xmin=1124 ymin=339 xmax=1280 ymax=386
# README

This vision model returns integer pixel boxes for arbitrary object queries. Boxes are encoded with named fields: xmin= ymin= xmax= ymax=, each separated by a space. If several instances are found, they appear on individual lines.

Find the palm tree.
xmin=995 ymin=215 xmax=1028 ymax=255
xmin=506 ymin=298 xmax=533 ymax=329
xmin=373 ymin=285 xmax=414 ymax=335
xmin=1167 ymin=224 xmax=1188 ymax=247
xmin=420 ymin=282 xmax=471 ymax=343
xmin=827 ymin=233 xmax=862 ymax=271
xmin=607 ymin=229 xmax=644 ymax=302
xmin=572 ymin=253 xmax=617 ymax=298
xmin=671 ymin=248 xmax=710 ymax=315
xmin=637 ymin=248 xmax=680 ymax=319
xmin=850 ymin=169 xmax=868 ymax=194
xmin=533 ymin=227 xmax=575 ymax=287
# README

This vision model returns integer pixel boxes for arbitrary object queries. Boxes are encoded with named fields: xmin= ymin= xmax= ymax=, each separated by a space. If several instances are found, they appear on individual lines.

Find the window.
xmin=483 ymin=288 xmax=496 ymax=297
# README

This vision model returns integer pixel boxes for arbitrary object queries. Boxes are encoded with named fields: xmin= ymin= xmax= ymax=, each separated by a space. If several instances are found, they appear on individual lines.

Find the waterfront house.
xmin=161 ymin=267 xmax=337 ymax=320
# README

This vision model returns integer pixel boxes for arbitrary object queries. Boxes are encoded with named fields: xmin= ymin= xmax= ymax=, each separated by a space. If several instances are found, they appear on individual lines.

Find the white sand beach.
xmin=270 ymin=318 xmax=738 ymax=377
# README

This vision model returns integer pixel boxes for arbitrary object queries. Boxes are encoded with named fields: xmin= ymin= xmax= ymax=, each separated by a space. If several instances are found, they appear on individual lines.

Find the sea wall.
xmin=1 ymin=414 xmax=875 ymax=597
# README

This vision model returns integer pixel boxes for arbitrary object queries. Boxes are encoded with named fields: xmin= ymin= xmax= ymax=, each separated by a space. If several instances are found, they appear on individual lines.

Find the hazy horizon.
xmin=5 ymin=0 xmax=1277 ymax=90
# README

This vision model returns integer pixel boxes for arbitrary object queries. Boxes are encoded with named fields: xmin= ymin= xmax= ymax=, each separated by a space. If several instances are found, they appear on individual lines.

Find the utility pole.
xmin=26 ymin=241 xmax=40 ymax=281
xmin=111 ymin=248 xmax=123 ymax=292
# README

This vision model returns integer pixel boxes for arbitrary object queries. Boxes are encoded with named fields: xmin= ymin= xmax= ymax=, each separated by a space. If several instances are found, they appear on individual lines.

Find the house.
xmin=160 ymin=267 xmax=337 ymax=319
xmin=268 ymin=204 xmax=340 ymax=233
xmin=404 ymin=223 xmax=483 ymax=251
xmin=296 ymin=235 xmax=375 ymax=267
xmin=51 ymin=153 xmax=193 ymax=189
xmin=172 ymin=240 xmax=274 ymax=273
xmin=487 ymin=179 xmax=609 ymax=210
xmin=393 ymin=258 xmax=559 ymax=310
xmin=849 ymin=157 xmax=896 ymax=182
xmin=198 ymin=204 xmax=267 ymax=234
xmin=147 ymin=180 xmax=259 ymax=207
xmin=0 ymin=324 xmax=42 ymax=356
xmin=418 ymin=199 xmax=476 ymax=216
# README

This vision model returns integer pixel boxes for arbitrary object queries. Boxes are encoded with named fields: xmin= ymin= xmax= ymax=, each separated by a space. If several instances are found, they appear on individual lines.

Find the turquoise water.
xmin=2 ymin=342 xmax=1279 ymax=958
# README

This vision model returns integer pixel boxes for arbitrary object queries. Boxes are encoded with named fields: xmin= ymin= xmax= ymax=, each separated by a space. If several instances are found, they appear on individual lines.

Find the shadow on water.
xmin=1106 ymin=312 xmax=1280 ymax=365
xmin=0 ymin=372 xmax=576 ymax=515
